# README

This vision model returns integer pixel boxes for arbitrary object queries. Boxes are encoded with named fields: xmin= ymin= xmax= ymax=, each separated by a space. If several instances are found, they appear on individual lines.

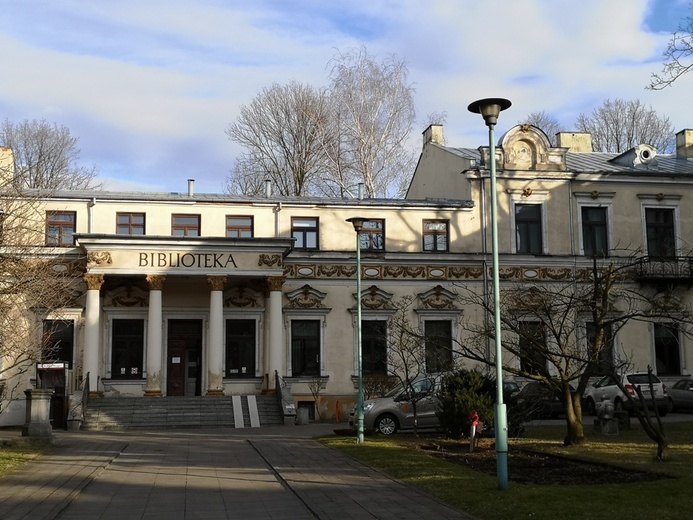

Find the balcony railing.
xmin=634 ymin=256 xmax=693 ymax=282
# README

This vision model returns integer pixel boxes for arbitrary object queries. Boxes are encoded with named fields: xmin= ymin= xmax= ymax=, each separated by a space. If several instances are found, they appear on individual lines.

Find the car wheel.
xmin=375 ymin=414 xmax=398 ymax=435
xmin=667 ymin=398 xmax=676 ymax=414
xmin=586 ymin=398 xmax=596 ymax=416
xmin=614 ymin=399 xmax=624 ymax=412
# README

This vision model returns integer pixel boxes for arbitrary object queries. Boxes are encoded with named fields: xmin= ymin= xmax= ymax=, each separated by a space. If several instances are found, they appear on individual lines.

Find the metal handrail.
xmin=275 ymin=370 xmax=296 ymax=422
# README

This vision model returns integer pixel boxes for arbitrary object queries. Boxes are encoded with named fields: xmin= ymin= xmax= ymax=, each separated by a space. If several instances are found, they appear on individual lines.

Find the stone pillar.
xmin=207 ymin=276 xmax=226 ymax=396
xmin=83 ymin=274 xmax=104 ymax=396
xmin=266 ymin=276 xmax=284 ymax=392
xmin=22 ymin=389 xmax=54 ymax=437
xmin=144 ymin=275 xmax=165 ymax=396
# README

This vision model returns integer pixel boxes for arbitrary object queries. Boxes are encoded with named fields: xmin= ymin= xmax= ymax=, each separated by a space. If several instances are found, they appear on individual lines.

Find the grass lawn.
xmin=0 ymin=444 xmax=44 ymax=476
xmin=322 ymin=421 xmax=693 ymax=520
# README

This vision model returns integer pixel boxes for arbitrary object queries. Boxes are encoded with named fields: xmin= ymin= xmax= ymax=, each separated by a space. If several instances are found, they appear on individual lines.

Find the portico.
xmin=75 ymin=235 xmax=293 ymax=398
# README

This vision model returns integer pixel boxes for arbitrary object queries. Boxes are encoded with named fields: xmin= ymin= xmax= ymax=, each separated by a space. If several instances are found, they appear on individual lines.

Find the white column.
xmin=83 ymin=274 xmax=103 ymax=396
xmin=144 ymin=275 xmax=165 ymax=396
xmin=267 ymin=276 xmax=284 ymax=391
xmin=207 ymin=276 xmax=226 ymax=396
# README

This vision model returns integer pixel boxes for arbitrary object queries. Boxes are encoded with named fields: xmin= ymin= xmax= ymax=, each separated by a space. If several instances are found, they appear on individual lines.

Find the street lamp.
xmin=347 ymin=216 xmax=368 ymax=444
xmin=468 ymin=97 xmax=512 ymax=491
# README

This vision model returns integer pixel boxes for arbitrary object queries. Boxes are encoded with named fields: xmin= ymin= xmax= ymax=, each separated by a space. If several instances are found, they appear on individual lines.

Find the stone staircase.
xmin=82 ymin=395 xmax=283 ymax=431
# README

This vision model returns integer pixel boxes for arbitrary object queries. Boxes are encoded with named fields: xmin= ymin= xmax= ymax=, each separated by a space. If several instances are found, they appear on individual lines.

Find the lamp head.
xmin=468 ymin=98 xmax=512 ymax=127
xmin=346 ymin=216 xmax=368 ymax=232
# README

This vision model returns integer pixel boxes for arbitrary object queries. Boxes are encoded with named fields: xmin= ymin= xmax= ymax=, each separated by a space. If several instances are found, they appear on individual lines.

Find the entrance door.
xmin=167 ymin=320 xmax=202 ymax=396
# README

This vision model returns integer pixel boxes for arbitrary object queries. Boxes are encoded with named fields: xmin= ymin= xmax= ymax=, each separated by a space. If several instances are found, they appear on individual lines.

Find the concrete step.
xmin=82 ymin=395 xmax=282 ymax=431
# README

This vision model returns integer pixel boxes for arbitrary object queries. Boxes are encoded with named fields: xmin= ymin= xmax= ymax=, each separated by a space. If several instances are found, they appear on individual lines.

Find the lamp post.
xmin=346 ymin=216 xmax=368 ymax=444
xmin=468 ymin=97 xmax=512 ymax=490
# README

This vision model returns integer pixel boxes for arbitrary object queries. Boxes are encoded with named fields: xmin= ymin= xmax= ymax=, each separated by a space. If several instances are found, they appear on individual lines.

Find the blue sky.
xmin=0 ymin=0 xmax=691 ymax=193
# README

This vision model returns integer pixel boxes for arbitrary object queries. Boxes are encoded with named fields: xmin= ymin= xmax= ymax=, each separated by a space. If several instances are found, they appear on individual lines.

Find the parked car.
xmin=583 ymin=372 xmax=668 ymax=417
xmin=503 ymin=381 xmax=521 ymax=402
xmin=514 ymin=382 xmax=572 ymax=419
xmin=667 ymin=379 xmax=693 ymax=412
xmin=348 ymin=377 xmax=438 ymax=435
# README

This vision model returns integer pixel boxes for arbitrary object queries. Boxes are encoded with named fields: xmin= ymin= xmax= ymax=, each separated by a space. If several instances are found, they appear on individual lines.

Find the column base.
xmin=206 ymin=389 xmax=225 ymax=396
xmin=143 ymin=390 xmax=162 ymax=397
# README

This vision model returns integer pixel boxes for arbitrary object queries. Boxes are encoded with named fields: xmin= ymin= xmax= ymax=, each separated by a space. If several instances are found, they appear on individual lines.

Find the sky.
xmin=0 ymin=0 xmax=691 ymax=194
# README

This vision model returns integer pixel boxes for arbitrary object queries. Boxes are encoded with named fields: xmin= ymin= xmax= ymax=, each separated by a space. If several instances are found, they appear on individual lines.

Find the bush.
xmin=436 ymin=369 xmax=494 ymax=438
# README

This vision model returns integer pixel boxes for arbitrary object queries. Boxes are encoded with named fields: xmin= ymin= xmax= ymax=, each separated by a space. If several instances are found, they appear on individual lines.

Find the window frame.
xmin=291 ymin=217 xmax=319 ymax=250
xmin=423 ymin=319 xmax=453 ymax=374
xmin=42 ymin=319 xmax=76 ymax=369
xmin=653 ymin=322 xmax=682 ymax=376
xmin=116 ymin=212 xmax=146 ymax=236
xmin=171 ymin=214 xmax=201 ymax=237
xmin=513 ymin=203 xmax=544 ymax=254
xmin=46 ymin=211 xmax=76 ymax=247
xmin=359 ymin=219 xmax=385 ymax=252
xmin=639 ymin=194 xmax=681 ymax=258
xmin=581 ymin=206 xmax=609 ymax=257
xmin=226 ymin=215 xmax=254 ymax=238
xmin=224 ymin=318 xmax=258 ymax=378
xmin=110 ymin=318 xmax=145 ymax=380
xmin=422 ymin=219 xmax=449 ymax=252
xmin=284 ymin=310 xmax=328 ymax=378
xmin=361 ymin=319 xmax=388 ymax=375
xmin=518 ymin=320 xmax=548 ymax=376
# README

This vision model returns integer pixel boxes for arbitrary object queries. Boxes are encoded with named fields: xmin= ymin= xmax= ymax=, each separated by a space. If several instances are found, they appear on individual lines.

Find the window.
xmin=225 ymin=319 xmax=256 ymax=378
xmin=519 ymin=321 xmax=547 ymax=376
xmin=582 ymin=207 xmax=608 ymax=257
xmin=111 ymin=319 xmax=144 ymax=379
xmin=515 ymin=204 xmax=542 ymax=254
xmin=586 ymin=322 xmax=614 ymax=375
xmin=362 ymin=320 xmax=387 ymax=374
xmin=646 ymin=208 xmax=676 ymax=258
xmin=423 ymin=220 xmax=448 ymax=252
xmin=226 ymin=216 xmax=253 ymax=238
xmin=46 ymin=211 xmax=76 ymax=246
xmin=42 ymin=320 xmax=74 ymax=368
xmin=292 ymin=217 xmax=319 ymax=250
xmin=359 ymin=220 xmax=384 ymax=251
xmin=424 ymin=320 xmax=453 ymax=373
xmin=291 ymin=320 xmax=321 ymax=376
xmin=172 ymin=214 xmax=201 ymax=237
xmin=117 ymin=213 xmax=145 ymax=235
xmin=654 ymin=323 xmax=680 ymax=375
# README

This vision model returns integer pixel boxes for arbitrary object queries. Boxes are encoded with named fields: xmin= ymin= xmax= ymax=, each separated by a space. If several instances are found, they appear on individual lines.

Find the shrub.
xmin=436 ymin=369 xmax=494 ymax=438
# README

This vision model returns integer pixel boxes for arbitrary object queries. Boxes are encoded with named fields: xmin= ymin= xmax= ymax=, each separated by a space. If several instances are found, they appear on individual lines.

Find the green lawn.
xmin=0 ymin=444 xmax=44 ymax=476
xmin=322 ymin=421 xmax=693 ymax=520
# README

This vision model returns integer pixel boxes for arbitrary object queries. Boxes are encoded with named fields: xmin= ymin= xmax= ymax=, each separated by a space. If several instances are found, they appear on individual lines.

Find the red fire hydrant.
xmin=469 ymin=410 xmax=480 ymax=453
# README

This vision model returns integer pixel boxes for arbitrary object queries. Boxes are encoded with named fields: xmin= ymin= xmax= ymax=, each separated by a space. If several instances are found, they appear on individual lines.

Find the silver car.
xmin=667 ymin=379 xmax=693 ymax=412
xmin=583 ymin=372 xmax=668 ymax=416
xmin=348 ymin=378 xmax=438 ymax=435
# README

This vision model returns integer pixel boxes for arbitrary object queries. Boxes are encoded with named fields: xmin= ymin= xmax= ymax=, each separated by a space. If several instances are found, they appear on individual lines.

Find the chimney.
xmin=358 ymin=182 xmax=364 ymax=200
xmin=676 ymin=129 xmax=693 ymax=159
xmin=0 ymin=147 xmax=14 ymax=184
xmin=423 ymin=124 xmax=444 ymax=147
xmin=265 ymin=179 xmax=272 ymax=197
xmin=187 ymin=179 xmax=195 ymax=196
xmin=556 ymin=132 xmax=593 ymax=153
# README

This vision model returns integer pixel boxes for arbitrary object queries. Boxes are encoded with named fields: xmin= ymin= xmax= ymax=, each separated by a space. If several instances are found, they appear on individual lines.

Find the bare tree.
xmin=518 ymin=111 xmax=562 ymax=146
xmin=575 ymin=99 xmax=674 ymax=153
xmin=223 ymin=157 xmax=268 ymax=196
xmin=1 ymin=119 xmax=100 ymax=191
xmin=327 ymin=47 xmax=416 ymax=198
xmin=648 ymin=4 xmax=693 ymax=90
xmin=225 ymin=81 xmax=331 ymax=196
xmin=455 ymin=256 xmax=693 ymax=447
xmin=0 ymin=153 xmax=83 ymax=411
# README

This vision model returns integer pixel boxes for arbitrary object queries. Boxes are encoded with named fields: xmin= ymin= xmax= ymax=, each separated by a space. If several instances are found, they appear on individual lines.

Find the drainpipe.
xmin=274 ymin=202 xmax=282 ymax=238
xmin=87 ymin=198 xmax=96 ymax=233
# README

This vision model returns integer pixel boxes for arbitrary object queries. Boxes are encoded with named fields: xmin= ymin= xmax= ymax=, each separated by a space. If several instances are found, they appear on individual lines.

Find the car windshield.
xmin=384 ymin=382 xmax=405 ymax=398
xmin=383 ymin=379 xmax=432 ymax=399
xmin=627 ymin=374 xmax=661 ymax=385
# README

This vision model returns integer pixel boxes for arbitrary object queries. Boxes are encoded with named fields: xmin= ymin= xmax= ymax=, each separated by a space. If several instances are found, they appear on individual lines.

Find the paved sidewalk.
xmin=0 ymin=425 xmax=477 ymax=520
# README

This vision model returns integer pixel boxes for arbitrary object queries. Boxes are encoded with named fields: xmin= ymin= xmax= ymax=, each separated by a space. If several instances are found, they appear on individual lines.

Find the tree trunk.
xmin=563 ymin=391 xmax=586 ymax=446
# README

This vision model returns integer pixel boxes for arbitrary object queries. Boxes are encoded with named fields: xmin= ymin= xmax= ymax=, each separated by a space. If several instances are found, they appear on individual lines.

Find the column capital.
xmin=84 ymin=274 xmax=104 ymax=291
xmin=207 ymin=275 xmax=227 ymax=292
xmin=145 ymin=274 xmax=166 ymax=291
xmin=267 ymin=276 xmax=285 ymax=292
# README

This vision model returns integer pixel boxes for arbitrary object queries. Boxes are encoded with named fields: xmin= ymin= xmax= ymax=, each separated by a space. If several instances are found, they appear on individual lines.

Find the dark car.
xmin=515 ymin=382 xmax=571 ymax=419
xmin=667 ymin=379 xmax=693 ymax=412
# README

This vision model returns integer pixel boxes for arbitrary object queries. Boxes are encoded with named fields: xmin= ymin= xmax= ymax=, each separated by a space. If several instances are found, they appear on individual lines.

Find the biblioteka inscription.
xmin=138 ymin=252 xmax=238 ymax=269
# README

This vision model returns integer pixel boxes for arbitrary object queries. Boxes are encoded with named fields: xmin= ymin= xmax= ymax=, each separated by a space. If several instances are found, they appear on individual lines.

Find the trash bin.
xmin=296 ymin=407 xmax=310 ymax=425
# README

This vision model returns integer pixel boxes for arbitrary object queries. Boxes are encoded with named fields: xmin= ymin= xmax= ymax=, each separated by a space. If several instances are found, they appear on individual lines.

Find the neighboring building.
xmin=2 ymin=123 xmax=693 ymax=427
xmin=410 ymin=123 xmax=693 ymax=387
